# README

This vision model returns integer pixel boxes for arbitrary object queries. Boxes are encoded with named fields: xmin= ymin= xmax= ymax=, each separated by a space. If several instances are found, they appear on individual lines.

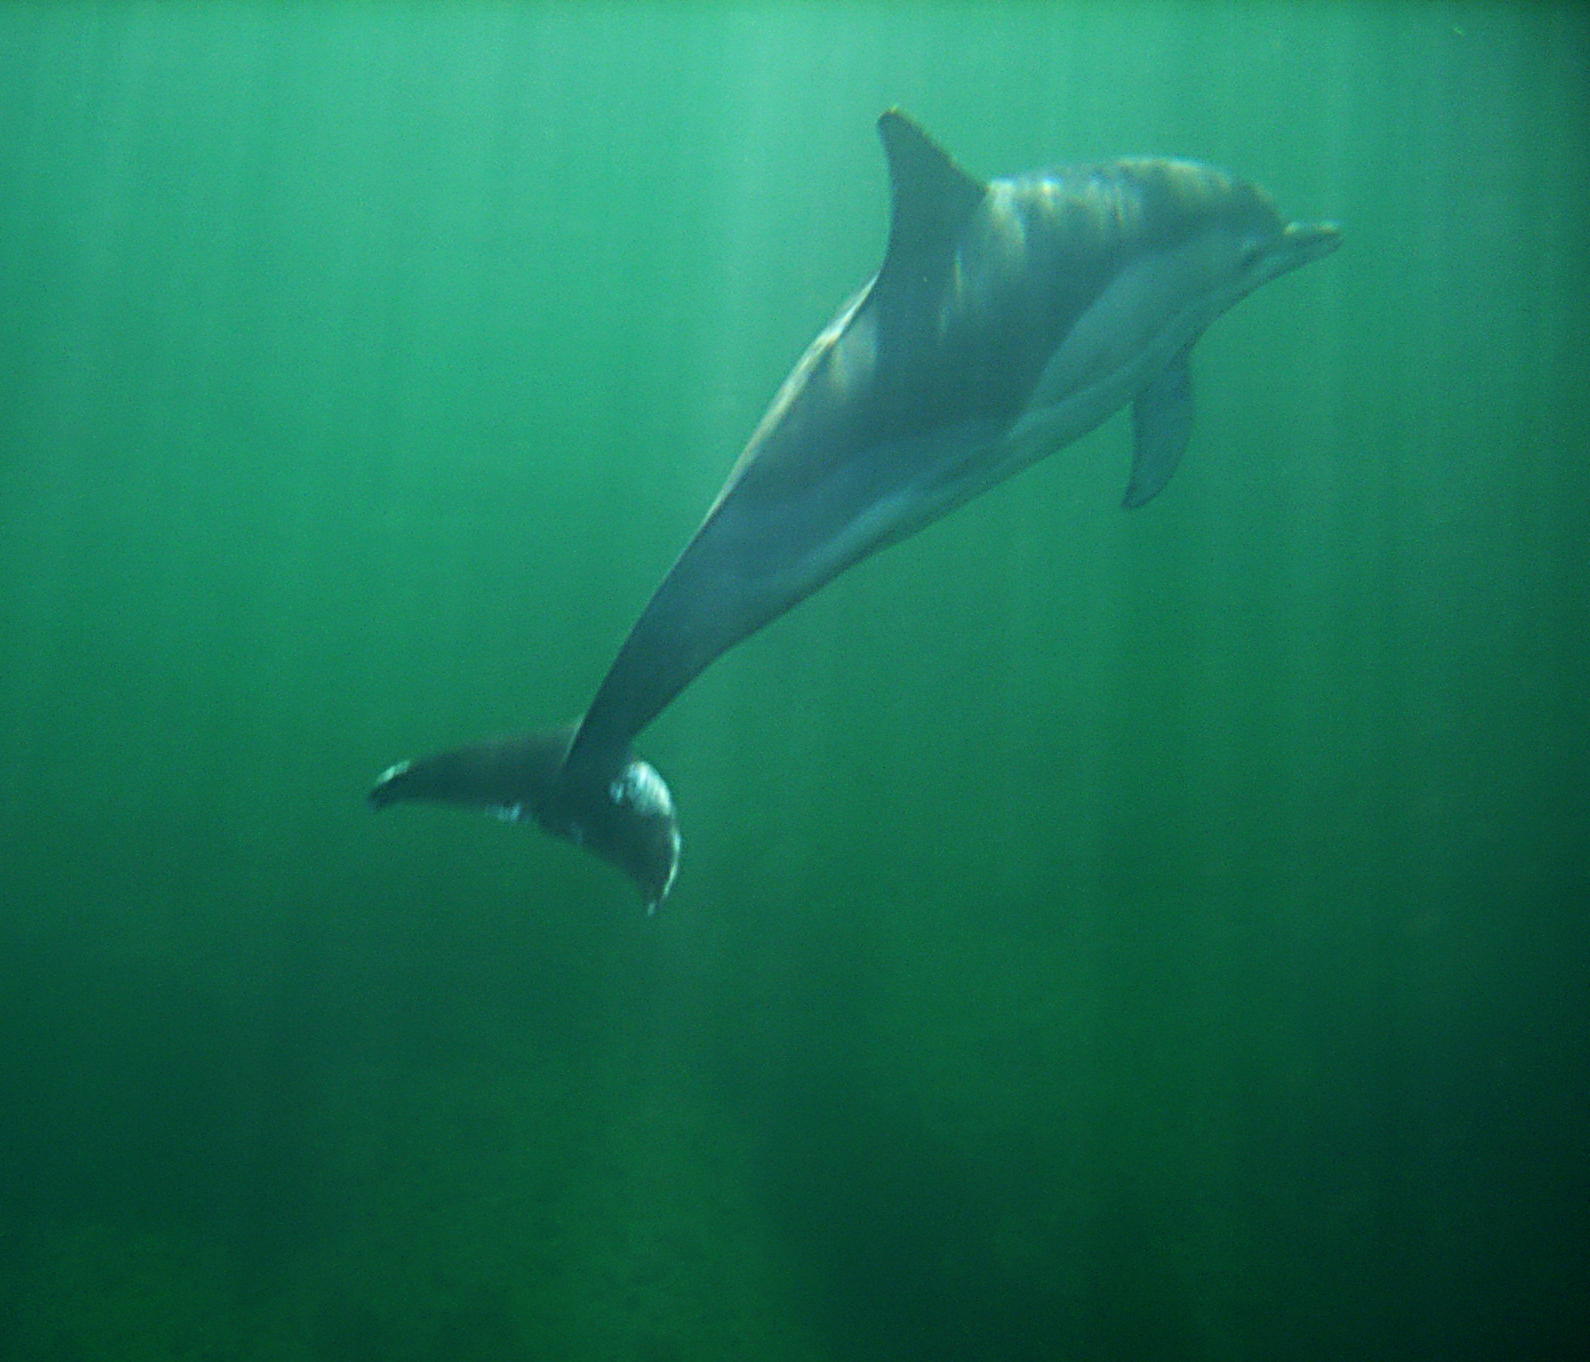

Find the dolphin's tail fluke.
xmin=367 ymin=722 xmax=681 ymax=913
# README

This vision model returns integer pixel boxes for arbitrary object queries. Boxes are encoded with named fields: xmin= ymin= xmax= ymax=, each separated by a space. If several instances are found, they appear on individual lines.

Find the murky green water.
xmin=2 ymin=3 xmax=1585 ymax=1358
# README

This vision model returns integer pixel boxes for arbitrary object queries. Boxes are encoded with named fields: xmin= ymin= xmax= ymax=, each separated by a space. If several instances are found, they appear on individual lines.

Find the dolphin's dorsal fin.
xmin=877 ymin=110 xmax=985 ymax=279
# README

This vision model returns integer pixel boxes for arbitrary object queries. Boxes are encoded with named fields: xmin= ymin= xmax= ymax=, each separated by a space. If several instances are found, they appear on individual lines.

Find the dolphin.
xmin=369 ymin=110 xmax=1340 ymax=911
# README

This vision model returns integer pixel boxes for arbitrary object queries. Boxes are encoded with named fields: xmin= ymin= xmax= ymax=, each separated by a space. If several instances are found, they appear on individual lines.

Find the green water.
xmin=2 ymin=3 xmax=1586 ymax=1358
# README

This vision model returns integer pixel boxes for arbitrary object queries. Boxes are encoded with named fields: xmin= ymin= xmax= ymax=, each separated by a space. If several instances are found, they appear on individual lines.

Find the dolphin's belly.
xmin=774 ymin=355 xmax=1153 ymax=593
xmin=691 ymin=250 xmax=1218 ymax=622
xmin=1029 ymin=262 xmax=1204 ymax=413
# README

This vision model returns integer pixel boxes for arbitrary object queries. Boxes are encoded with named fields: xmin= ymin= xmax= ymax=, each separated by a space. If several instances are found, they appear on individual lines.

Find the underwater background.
xmin=1 ymin=2 xmax=1586 ymax=1358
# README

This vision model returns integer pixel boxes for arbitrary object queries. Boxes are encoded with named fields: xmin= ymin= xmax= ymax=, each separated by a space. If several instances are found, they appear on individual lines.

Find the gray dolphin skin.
xmin=369 ymin=110 xmax=1340 ymax=911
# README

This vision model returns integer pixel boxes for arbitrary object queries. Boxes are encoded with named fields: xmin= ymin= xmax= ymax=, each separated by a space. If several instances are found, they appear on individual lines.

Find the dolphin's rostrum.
xmin=369 ymin=111 xmax=1340 ymax=911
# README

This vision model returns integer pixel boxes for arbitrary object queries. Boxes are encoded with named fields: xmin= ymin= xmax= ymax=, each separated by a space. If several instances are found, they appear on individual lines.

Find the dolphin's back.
xmin=568 ymin=146 xmax=1284 ymax=770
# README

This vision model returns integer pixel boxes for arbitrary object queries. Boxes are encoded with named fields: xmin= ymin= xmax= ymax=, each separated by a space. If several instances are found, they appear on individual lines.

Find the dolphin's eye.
xmin=1240 ymin=240 xmax=1266 ymax=269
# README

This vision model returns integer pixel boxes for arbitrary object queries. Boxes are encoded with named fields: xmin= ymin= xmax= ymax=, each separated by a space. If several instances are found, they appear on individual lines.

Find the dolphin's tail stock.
xmin=367 ymin=722 xmax=681 ymax=913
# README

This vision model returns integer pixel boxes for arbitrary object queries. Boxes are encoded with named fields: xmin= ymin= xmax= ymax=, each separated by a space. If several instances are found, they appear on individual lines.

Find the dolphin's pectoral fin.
xmin=369 ymin=723 xmax=681 ymax=912
xmin=1124 ymin=346 xmax=1196 ymax=509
